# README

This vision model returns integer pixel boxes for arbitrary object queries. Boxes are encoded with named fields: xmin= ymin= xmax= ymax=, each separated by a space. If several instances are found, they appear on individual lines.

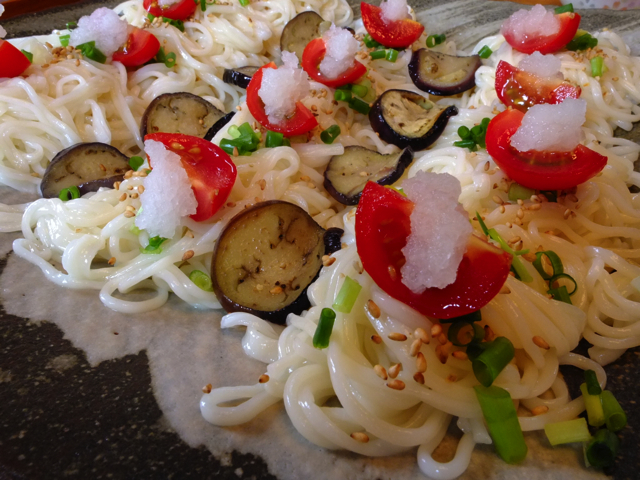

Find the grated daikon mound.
xmin=69 ymin=7 xmax=129 ymax=56
xmin=380 ymin=0 xmax=409 ymax=23
xmin=0 ymin=5 xmax=6 ymax=39
xmin=400 ymin=171 xmax=472 ymax=292
xmin=518 ymin=51 xmax=563 ymax=79
xmin=319 ymin=25 xmax=359 ymax=79
xmin=500 ymin=4 xmax=560 ymax=44
xmin=135 ymin=140 xmax=197 ymax=239
xmin=510 ymin=98 xmax=586 ymax=153
xmin=258 ymin=51 xmax=310 ymax=126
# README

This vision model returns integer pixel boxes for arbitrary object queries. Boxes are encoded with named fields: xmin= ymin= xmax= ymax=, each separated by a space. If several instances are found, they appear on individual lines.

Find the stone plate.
xmin=0 ymin=2 xmax=638 ymax=480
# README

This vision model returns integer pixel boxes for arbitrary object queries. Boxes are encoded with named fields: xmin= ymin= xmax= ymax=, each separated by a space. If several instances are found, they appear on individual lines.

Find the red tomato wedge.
xmin=485 ymin=109 xmax=607 ymax=191
xmin=355 ymin=182 xmax=512 ymax=320
xmin=144 ymin=133 xmax=237 ymax=222
xmin=0 ymin=40 xmax=31 ymax=78
xmin=246 ymin=62 xmax=318 ymax=137
xmin=360 ymin=2 xmax=424 ymax=49
xmin=112 ymin=28 xmax=160 ymax=67
xmin=502 ymin=12 xmax=580 ymax=54
xmin=143 ymin=0 xmax=197 ymax=20
xmin=301 ymin=38 xmax=367 ymax=89
xmin=495 ymin=61 xmax=581 ymax=112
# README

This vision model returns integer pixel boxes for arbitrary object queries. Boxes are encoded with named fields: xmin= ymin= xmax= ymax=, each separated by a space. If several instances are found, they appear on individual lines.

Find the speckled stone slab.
xmin=0 ymin=2 xmax=638 ymax=480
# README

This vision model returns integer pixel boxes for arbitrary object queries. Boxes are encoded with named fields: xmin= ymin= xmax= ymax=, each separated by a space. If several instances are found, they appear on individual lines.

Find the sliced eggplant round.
xmin=140 ymin=92 xmax=228 ymax=141
xmin=323 ymin=227 xmax=344 ymax=255
xmin=222 ymin=66 xmax=259 ymax=89
xmin=324 ymin=146 xmax=414 ymax=205
xmin=40 ymin=142 xmax=130 ymax=198
xmin=280 ymin=11 xmax=324 ymax=63
xmin=369 ymin=89 xmax=458 ymax=151
xmin=205 ymin=111 xmax=236 ymax=140
xmin=409 ymin=49 xmax=481 ymax=96
xmin=211 ymin=200 xmax=339 ymax=324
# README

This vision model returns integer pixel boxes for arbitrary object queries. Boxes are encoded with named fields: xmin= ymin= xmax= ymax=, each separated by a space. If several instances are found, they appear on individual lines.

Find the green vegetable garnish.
xmin=76 ymin=41 xmax=107 ymax=64
xmin=21 ymin=50 xmax=33 ymax=63
xmin=154 ymin=47 xmax=177 ymax=68
xmin=312 ymin=308 xmax=336 ymax=349
xmin=472 ymin=336 xmax=515 ymax=387
xmin=478 ymin=46 xmax=493 ymax=59
xmin=140 ymin=236 xmax=168 ymax=254
xmin=332 ymin=276 xmax=362 ymax=314
xmin=585 ymin=429 xmax=619 ymax=468
xmin=554 ymin=3 xmax=574 ymax=14
xmin=60 ymin=34 xmax=71 ymax=47
xmin=567 ymin=30 xmax=598 ymax=51
xmin=544 ymin=418 xmax=591 ymax=446
xmin=189 ymin=270 xmax=214 ymax=291
xmin=59 ymin=186 xmax=81 ymax=202
xmin=601 ymin=390 xmax=627 ymax=432
xmin=129 ymin=156 xmax=144 ymax=171
xmin=426 ymin=34 xmax=446 ymax=48
xmin=320 ymin=125 xmax=341 ymax=144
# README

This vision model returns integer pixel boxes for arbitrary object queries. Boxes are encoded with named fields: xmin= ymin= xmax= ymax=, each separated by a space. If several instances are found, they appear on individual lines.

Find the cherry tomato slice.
xmin=355 ymin=182 xmax=512 ymax=320
xmin=502 ymin=12 xmax=580 ymax=55
xmin=301 ymin=38 xmax=367 ymax=89
xmin=143 ymin=0 xmax=197 ymax=20
xmin=360 ymin=2 xmax=425 ymax=49
xmin=246 ymin=62 xmax=318 ymax=137
xmin=495 ymin=61 xmax=581 ymax=112
xmin=0 ymin=40 xmax=31 ymax=78
xmin=112 ymin=28 xmax=160 ymax=67
xmin=485 ymin=109 xmax=607 ymax=191
xmin=144 ymin=133 xmax=237 ymax=222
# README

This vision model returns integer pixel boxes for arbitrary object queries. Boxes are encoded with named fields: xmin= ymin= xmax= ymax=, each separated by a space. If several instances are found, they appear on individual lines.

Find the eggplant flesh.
xmin=280 ymin=11 xmax=324 ymax=63
xmin=223 ymin=66 xmax=259 ymax=89
xmin=324 ymin=146 xmax=414 ymax=205
xmin=40 ymin=142 xmax=130 ymax=198
xmin=369 ymin=89 xmax=458 ymax=151
xmin=409 ymin=49 xmax=481 ymax=96
xmin=212 ymin=200 xmax=338 ymax=324
xmin=140 ymin=92 xmax=226 ymax=140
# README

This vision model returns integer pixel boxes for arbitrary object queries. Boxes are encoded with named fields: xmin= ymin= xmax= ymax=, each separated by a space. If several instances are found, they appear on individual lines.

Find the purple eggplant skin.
xmin=40 ymin=143 xmax=130 ymax=198
xmin=222 ymin=66 xmax=259 ymax=89
xmin=409 ymin=49 xmax=481 ymax=96
xmin=204 ymin=111 xmax=236 ymax=141
xmin=368 ymin=89 xmax=458 ymax=151
xmin=211 ymin=201 xmax=342 ymax=325
xmin=324 ymin=146 xmax=414 ymax=205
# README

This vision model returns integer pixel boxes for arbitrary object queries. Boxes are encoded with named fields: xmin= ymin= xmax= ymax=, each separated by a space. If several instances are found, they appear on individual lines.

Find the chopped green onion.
xmin=453 ymin=139 xmax=477 ymax=151
xmin=59 ymin=186 xmax=80 ymax=202
xmin=239 ymin=0 xmax=250 ymax=6
xmin=532 ymin=250 xmax=563 ymax=280
xmin=548 ymin=273 xmax=577 ymax=295
xmin=200 ymin=0 xmax=207 ymax=10
xmin=349 ymin=97 xmax=371 ymax=115
xmin=265 ymin=130 xmax=284 ymax=148
xmin=60 ymin=34 xmax=70 ymax=47
xmin=320 ymin=125 xmax=341 ymax=144
xmin=554 ymin=3 xmax=574 ymax=13
xmin=580 ymin=383 xmax=605 ymax=427
xmin=76 ymin=41 xmax=107 ymax=64
xmin=466 ymin=341 xmax=489 ymax=362
xmin=333 ymin=276 xmax=362 ymax=314
xmin=334 ymin=89 xmax=353 ymax=102
xmin=476 ymin=212 xmax=490 ymax=236
xmin=590 ymin=55 xmax=605 ymax=77
xmin=426 ymin=34 xmax=446 ymax=48
xmin=353 ymin=78 xmax=376 ymax=102
xmin=140 ymin=236 xmax=168 ymax=254
xmin=544 ymin=418 xmax=591 ymax=446
xmin=458 ymin=125 xmax=471 ymax=140
xmin=567 ymin=31 xmax=598 ymax=51
xmin=227 ymin=125 xmax=241 ymax=139
xmin=220 ymin=122 xmax=260 ymax=155
xmin=385 ymin=49 xmax=399 ymax=62
xmin=474 ymin=385 xmax=528 ymax=464
xmin=351 ymin=84 xmax=368 ymax=98
xmin=313 ymin=308 xmax=336 ymax=349
xmin=363 ymin=34 xmax=381 ymax=49
xmin=129 ymin=156 xmax=144 ymax=171
xmin=478 ymin=46 xmax=493 ymax=59
xmin=601 ymin=390 xmax=627 ymax=432
xmin=439 ymin=309 xmax=482 ymax=324
xmin=548 ymin=285 xmax=572 ymax=304
xmin=508 ymin=183 xmax=535 ymax=202
xmin=370 ymin=50 xmax=386 ymax=60
xmin=476 ymin=217 xmax=533 ymax=282
xmin=585 ymin=429 xmax=619 ymax=468
xmin=129 ymin=224 xmax=141 ymax=235
xmin=584 ymin=369 xmax=602 ymax=395
xmin=189 ymin=270 xmax=214 ymax=291
xmin=154 ymin=46 xmax=177 ymax=68
xmin=164 ymin=17 xmax=185 ymax=32
xmin=238 ymin=122 xmax=254 ymax=137
xmin=21 ymin=50 xmax=33 ymax=63
xmin=448 ymin=321 xmax=484 ymax=347
xmin=66 ymin=21 xmax=77 ymax=30
xmin=472 ymin=336 xmax=515 ymax=387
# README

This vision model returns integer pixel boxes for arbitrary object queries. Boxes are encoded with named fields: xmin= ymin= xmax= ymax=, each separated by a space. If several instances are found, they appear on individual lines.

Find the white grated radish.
xmin=319 ymin=25 xmax=359 ymax=79
xmin=0 ymin=5 xmax=6 ymax=39
xmin=518 ymin=51 xmax=563 ymax=79
xmin=500 ymin=4 xmax=560 ymax=45
xmin=380 ymin=0 xmax=409 ymax=23
xmin=135 ymin=140 xmax=197 ymax=238
xmin=400 ymin=171 xmax=471 ymax=292
xmin=69 ymin=7 xmax=129 ymax=56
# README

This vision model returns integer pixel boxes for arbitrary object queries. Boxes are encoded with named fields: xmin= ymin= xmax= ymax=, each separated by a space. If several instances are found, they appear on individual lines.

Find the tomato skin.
xmin=356 ymin=182 xmax=512 ymax=320
xmin=0 ymin=40 xmax=31 ymax=78
xmin=485 ymin=109 xmax=607 ymax=191
xmin=495 ymin=61 xmax=581 ymax=112
xmin=301 ymin=38 xmax=367 ymax=89
xmin=112 ymin=28 xmax=160 ymax=67
xmin=503 ymin=12 xmax=580 ymax=54
xmin=143 ymin=0 xmax=197 ymax=20
xmin=246 ymin=62 xmax=318 ymax=137
xmin=360 ymin=2 xmax=425 ymax=49
xmin=144 ymin=133 xmax=237 ymax=222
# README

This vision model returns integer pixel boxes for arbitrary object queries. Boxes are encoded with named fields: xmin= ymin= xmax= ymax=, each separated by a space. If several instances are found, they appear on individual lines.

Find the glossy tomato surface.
xmin=143 ymin=0 xmax=197 ymax=20
xmin=144 ymin=133 xmax=237 ymax=222
xmin=355 ymin=182 xmax=512 ymax=319
xmin=0 ymin=40 xmax=31 ymax=78
xmin=485 ymin=109 xmax=607 ymax=191
xmin=495 ymin=61 xmax=581 ymax=112
xmin=302 ymin=38 xmax=367 ymax=89
xmin=502 ymin=12 xmax=580 ymax=54
xmin=360 ymin=2 xmax=424 ymax=49
xmin=112 ymin=28 xmax=160 ymax=67
xmin=246 ymin=62 xmax=318 ymax=137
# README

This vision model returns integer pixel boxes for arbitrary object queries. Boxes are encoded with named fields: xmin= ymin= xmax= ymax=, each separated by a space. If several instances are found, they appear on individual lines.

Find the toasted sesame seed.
xmin=300 ymin=175 xmax=310 ymax=182
xmin=108 ymin=257 xmax=116 ymax=266
xmin=452 ymin=350 xmax=468 ymax=360
xmin=119 ymin=193 xmax=127 ymax=202
xmin=492 ymin=195 xmax=503 ymax=204
xmin=388 ymin=332 xmax=407 ymax=342
xmin=365 ymin=300 xmax=381 ymax=319
xmin=226 ymin=201 xmax=236 ymax=208
xmin=430 ymin=324 xmax=442 ymax=337
xmin=500 ymin=285 xmax=511 ymax=295
xmin=447 ymin=374 xmax=457 ymax=383
xmin=508 ymin=236 xmax=521 ymax=244
xmin=371 ymin=334 xmax=382 ymax=344
xmin=563 ymin=209 xmax=572 ymax=219
xmin=124 ymin=211 xmax=135 ymax=218
xmin=413 ymin=372 xmax=425 ymax=384
xmin=529 ymin=203 xmax=541 ymax=211
xmin=202 ymin=384 xmax=212 ymax=394
xmin=386 ymin=379 xmax=405 ymax=390
xmin=189 ymin=147 xmax=201 ymax=154
xmin=185 ymin=229 xmax=194 ymax=238
xmin=113 ymin=181 xmax=121 ymax=190
xmin=409 ymin=339 xmax=422 ymax=357
xmin=416 ymin=352 xmax=427 ymax=373
xmin=350 ymin=432 xmax=369 ymax=443
xmin=171 ymin=142 xmax=184 ymax=150
xmin=270 ymin=286 xmax=283 ymax=295
xmin=531 ymin=405 xmax=549 ymax=416
xmin=131 ymin=193 xmax=139 ymax=199
xmin=127 ymin=185 xmax=134 ymax=190
xmin=258 ymin=179 xmax=266 ymax=190
xmin=322 ymin=255 xmax=336 ymax=267
xmin=124 ymin=170 xmax=133 ymax=179
xmin=484 ymin=161 xmax=490 ymax=171
xmin=437 ymin=333 xmax=447 ymax=345
xmin=182 ymin=250 xmax=195 ymax=261
xmin=388 ymin=363 xmax=402 ymax=379
xmin=125 ymin=205 xmax=136 ymax=212
xmin=414 ymin=327 xmax=429 ymax=344
xmin=499 ymin=205 xmax=506 ymax=214
xmin=533 ymin=335 xmax=550 ymax=349
xmin=517 ymin=199 xmax=524 ymax=206
xmin=388 ymin=265 xmax=397 ymax=280
xmin=258 ymin=374 xmax=269 ymax=383
xmin=373 ymin=364 xmax=387 ymax=380
xmin=233 ymin=146 xmax=239 ymax=157
xmin=517 ymin=208 xmax=525 ymax=219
